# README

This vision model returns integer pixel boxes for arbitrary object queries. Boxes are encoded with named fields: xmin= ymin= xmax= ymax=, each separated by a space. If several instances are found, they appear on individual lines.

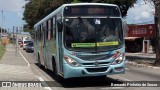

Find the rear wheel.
xmin=38 ymin=54 xmax=42 ymax=68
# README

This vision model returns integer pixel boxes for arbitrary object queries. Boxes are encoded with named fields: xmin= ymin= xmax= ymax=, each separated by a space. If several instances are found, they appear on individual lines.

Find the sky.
xmin=0 ymin=0 xmax=26 ymax=32
xmin=126 ymin=0 xmax=155 ymax=24
xmin=0 ymin=0 xmax=155 ymax=32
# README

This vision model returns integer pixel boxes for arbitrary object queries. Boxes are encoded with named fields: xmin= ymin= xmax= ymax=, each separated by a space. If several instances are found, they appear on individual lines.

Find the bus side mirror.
xmin=57 ymin=21 xmax=63 ymax=32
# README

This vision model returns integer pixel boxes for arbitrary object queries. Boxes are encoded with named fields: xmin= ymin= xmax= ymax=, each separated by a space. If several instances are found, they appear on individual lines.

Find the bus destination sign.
xmin=64 ymin=5 xmax=120 ymax=17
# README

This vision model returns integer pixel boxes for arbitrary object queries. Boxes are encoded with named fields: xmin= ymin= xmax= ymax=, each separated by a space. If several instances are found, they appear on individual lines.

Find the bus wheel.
xmin=38 ymin=54 xmax=42 ymax=68
xmin=52 ymin=58 xmax=56 ymax=73
xmin=52 ymin=59 xmax=61 ymax=82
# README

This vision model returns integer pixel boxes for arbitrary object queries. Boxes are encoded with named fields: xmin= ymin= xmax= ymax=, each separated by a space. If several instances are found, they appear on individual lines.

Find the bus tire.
xmin=38 ymin=54 xmax=42 ymax=68
xmin=52 ymin=57 xmax=61 ymax=81
xmin=52 ymin=57 xmax=56 ymax=73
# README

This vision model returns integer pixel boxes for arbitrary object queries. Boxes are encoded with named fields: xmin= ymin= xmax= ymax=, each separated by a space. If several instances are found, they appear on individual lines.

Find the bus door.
xmin=57 ymin=20 xmax=63 ymax=74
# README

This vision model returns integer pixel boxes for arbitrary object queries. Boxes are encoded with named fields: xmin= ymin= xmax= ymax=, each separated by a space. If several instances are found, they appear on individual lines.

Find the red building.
xmin=125 ymin=24 xmax=156 ymax=52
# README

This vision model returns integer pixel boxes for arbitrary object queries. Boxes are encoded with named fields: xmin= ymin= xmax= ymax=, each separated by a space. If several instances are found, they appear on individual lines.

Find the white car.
xmin=23 ymin=41 xmax=31 ymax=50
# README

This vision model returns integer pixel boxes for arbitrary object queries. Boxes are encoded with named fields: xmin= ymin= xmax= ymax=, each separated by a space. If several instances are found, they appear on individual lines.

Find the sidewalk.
xmin=126 ymin=52 xmax=156 ymax=65
xmin=0 ymin=44 xmax=39 ymax=81
xmin=0 ymin=44 xmax=28 ymax=66
xmin=0 ymin=44 xmax=46 ymax=90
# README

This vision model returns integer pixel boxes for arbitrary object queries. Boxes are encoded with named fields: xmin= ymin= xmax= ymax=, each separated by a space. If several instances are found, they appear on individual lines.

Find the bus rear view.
xmin=62 ymin=3 xmax=126 ymax=78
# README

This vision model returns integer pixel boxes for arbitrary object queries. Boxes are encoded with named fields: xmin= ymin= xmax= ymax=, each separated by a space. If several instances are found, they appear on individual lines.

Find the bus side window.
xmin=46 ymin=20 xmax=51 ymax=40
xmin=46 ymin=21 xmax=49 ymax=40
xmin=39 ymin=25 xmax=40 ymax=41
xmin=50 ymin=18 xmax=53 ymax=39
xmin=56 ymin=13 xmax=62 ymax=32
xmin=35 ymin=30 xmax=37 ymax=42
xmin=52 ymin=17 xmax=56 ymax=39
xmin=39 ymin=25 xmax=43 ymax=41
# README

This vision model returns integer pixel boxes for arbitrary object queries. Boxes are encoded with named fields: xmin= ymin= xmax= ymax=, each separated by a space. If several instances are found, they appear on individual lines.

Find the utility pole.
xmin=15 ymin=27 xmax=18 ymax=56
xmin=0 ymin=10 xmax=3 ymax=39
xmin=1 ymin=10 xmax=3 ymax=35
xmin=3 ymin=17 xmax=5 ymax=34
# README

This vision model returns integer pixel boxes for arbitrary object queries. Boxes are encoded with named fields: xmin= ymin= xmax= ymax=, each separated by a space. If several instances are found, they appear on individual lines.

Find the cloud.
xmin=126 ymin=0 xmax=154 ymax=24
xmin=0 ymin=0 xmax=26 ymax=12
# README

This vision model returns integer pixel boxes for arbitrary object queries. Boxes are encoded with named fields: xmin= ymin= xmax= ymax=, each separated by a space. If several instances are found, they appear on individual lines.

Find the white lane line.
xmin=113 ymin=75 xmax=131 ymax=81
xmin=125 ymin=68 xmax=130 ymax=70
xmin=19 ymin=50 xmax=30 ymax=67
xmin=18 ymin=50 xmax=53 ymax=90
xmin=37 ymin=76 xmax=52 ymax=90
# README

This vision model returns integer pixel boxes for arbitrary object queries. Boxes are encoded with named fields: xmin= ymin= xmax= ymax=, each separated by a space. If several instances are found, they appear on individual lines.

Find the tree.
xmin=23 ymin=0 xmax=137 ymax=30
xmin=153 ymin=0 xmax=160 ymax=66
xmin=72 ymin=0 xmax=137 ymax=17
xmin=23 ymin=0 xmax=66 ymax=29
xmin=23 ymin=0 xmax=44 ymax=29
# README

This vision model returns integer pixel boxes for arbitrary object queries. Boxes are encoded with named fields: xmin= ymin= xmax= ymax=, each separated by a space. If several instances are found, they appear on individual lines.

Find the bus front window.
xmin=64 ymin=18 xmax=123 ymax=52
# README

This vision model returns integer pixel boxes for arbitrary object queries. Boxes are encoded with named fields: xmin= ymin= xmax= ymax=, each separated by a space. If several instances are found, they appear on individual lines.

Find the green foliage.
xmin=75 ymin=0 xmax=137 ymax=17
xmin=0 ymin=44 xmax=6 ymax=60
xmin=23 ymin=0 xmax=65 ymax=29
xmin=104 ymin=0 xmax=137 ymax=17
xmin=72 ymin=0 xmax=92 ymax=2
xmin=23 ymin=0 xmax=44 ymax=29
xmin=23 ymin=26 xmax=34 ymax=35
xmin=73 ymin=0 xmax=81 ymax=3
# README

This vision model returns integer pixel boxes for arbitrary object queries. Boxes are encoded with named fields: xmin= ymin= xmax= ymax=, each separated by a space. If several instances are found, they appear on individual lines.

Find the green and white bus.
xmin=34 ymin=3 xmax=126 ymax=79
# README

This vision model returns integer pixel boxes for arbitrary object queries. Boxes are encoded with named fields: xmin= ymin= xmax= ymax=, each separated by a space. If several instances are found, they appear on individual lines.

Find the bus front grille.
xmin=86 ymin=67 xmax=108 ymax=72
xmin=77 ymin=54 xmax=113 ymax=61
xmin=82 ymin=62 xmax=110 ymax=66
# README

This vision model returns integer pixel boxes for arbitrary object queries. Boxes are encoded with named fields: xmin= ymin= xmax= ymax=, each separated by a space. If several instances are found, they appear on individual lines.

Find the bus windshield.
xmin=64 ymin=18 xmax=123 ymax=52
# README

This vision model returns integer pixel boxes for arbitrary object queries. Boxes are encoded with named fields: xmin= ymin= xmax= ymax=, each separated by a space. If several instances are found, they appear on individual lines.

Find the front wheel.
xmin=52 ymin=59 xmax=62 ymax=82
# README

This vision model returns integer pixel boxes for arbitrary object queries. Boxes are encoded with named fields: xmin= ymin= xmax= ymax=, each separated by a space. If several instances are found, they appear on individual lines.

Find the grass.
xmin=0 ymin=43 xmax=6 ymax=60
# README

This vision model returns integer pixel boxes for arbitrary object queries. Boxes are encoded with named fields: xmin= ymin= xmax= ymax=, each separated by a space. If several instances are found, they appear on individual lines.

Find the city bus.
xmin=34 ymin=3 xmax=126 ymax=79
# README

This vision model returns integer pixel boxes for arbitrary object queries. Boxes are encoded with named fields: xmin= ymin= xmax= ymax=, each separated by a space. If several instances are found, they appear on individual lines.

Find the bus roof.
xmin=34 ymin=3 xmax=119 ymax=28
xmin=62 ymin=3 xmax=118 ymax=7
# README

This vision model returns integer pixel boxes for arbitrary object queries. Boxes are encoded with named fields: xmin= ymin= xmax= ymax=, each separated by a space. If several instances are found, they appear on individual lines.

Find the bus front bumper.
xmin=63 ymin=61 xmax=125 ymax=79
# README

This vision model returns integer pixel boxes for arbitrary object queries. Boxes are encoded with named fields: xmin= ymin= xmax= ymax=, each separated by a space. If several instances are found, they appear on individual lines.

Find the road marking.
xmin=18 ymin=49 xmax=54 ymax=90
xmin=19 ymin=50 xmax=30 ymax=67
xmin=37 ymin=76 xmax=52 ymax=90
xmin=112 ymin=75 xmax=131 ymax=81
xmin=125 ymin=68 xmax=130 ymax=70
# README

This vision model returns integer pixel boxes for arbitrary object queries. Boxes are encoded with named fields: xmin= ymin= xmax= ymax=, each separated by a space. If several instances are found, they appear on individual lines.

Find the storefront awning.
xmin=124 ymin=37 xmax=141 ymax=41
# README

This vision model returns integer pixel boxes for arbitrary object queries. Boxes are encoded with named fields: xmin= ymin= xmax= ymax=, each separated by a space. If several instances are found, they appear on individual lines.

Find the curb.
xmin=126 ymin=61 xmax=160 ymax=70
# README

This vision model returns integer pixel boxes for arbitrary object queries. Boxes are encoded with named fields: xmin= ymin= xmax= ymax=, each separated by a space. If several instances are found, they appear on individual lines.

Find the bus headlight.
xmin=64 ymin=56 xmax=81 ymax=67
xmin=112 ymin=54 xmax=125 ymax=65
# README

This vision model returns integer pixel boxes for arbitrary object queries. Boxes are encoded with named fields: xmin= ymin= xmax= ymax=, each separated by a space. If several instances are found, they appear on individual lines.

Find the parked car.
xmin=23 ymin=41 xmax=31 ymax=50
xmin=25 ymin=42 xmax=34 ymax=52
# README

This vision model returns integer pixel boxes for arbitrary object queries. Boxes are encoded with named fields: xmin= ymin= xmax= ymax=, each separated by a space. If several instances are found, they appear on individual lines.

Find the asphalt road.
xmin=17 ymin=47 xmax=160 ymax=90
